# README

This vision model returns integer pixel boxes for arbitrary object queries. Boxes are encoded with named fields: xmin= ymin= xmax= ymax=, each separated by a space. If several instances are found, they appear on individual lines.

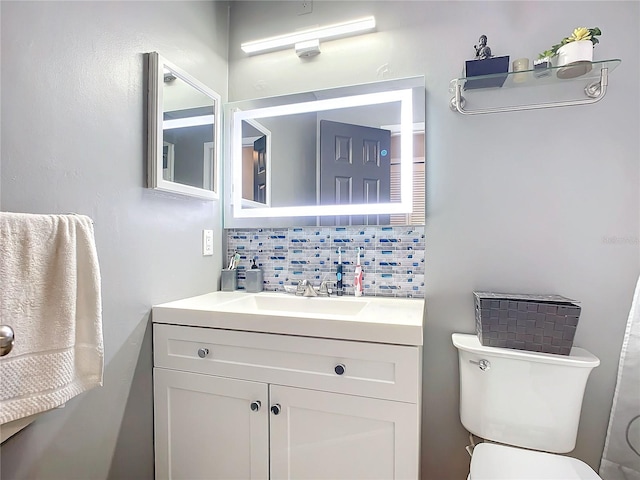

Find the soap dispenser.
xmin=354 ymin=247 xmax=363 ymax=297
xmin=245 ymin=258 xmax=263 ymax=293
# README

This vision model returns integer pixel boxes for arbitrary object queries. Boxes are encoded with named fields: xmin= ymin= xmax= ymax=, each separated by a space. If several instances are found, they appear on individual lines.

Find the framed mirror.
xmin=223 ymin=76 xmax=425 ymax=228
xmin=147 ymin=52 xmax=221 ymax=200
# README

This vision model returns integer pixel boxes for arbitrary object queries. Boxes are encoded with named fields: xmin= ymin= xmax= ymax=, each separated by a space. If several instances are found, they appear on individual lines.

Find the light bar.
xmin=163 ymin=115 xmax=214 ymax=130
xmin=241 ymin=16 xmax=376 ymax=54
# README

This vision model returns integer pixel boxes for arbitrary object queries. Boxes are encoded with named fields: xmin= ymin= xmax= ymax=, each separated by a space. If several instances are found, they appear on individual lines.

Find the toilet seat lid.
xmin=470 ymin=443 xmax=602 ymax=480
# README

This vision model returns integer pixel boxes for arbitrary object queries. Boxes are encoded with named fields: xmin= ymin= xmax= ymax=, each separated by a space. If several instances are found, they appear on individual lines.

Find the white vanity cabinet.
xmin=153 ymin=321 xmax=422 ymax=480
xmin=154 ymin=367 xmax=269 ymax=479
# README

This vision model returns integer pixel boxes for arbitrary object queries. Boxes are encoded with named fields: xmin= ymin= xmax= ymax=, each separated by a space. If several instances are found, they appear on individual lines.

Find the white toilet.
xmin=452 ymin=333 xmax=602 ymax=480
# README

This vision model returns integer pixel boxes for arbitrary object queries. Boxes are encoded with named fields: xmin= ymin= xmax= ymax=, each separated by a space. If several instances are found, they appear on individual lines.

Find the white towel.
xmin=0 ymin=212 xmax=104 ymax=424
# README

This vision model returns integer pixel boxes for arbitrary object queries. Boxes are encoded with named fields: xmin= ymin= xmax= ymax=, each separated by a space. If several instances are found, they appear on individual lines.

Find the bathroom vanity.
xmin=152 ymin=291 xmax=424 ymax=479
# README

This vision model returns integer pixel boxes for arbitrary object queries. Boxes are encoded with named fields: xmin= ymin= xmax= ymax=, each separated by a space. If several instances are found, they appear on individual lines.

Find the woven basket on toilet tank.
xmin=473 ymin=292 xmax=581 ymax=355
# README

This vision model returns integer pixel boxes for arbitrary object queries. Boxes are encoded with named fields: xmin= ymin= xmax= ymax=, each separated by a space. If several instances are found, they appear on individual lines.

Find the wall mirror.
xmin=147 ymin=52 xmax=221 ymax=200
xmin=223 ymin=76 xmax=425 ymax=228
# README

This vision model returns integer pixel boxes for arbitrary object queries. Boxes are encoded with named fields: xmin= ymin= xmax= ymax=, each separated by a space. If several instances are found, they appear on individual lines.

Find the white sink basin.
xmin=221 ymin=293 xmax=368 ymax=317
xmin=152 ymin=291 xmax=424 ymax=345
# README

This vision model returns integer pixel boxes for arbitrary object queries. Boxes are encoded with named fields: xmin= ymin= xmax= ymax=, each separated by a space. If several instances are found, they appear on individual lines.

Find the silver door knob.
xmin=0 ymin=325 xmax=15 ymax=357
xmin=270 ymin=404 xmax=281 ymax=415
xmin=251 ymin=401 xmax=261 ymax=412
xmin=197 ymin=348 xmax=209 ymax=358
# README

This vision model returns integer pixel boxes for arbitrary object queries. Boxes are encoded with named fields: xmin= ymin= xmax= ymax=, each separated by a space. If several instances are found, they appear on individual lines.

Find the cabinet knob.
xmin=250 ymin=400 xmax=261 ymax=412
xmin=197 ymin=348 xmax=209 ymax=358
xmin=334 ymin=363 xmax=346 ymax=375
xmin=270 ymin=404 xmax=281 ymax=415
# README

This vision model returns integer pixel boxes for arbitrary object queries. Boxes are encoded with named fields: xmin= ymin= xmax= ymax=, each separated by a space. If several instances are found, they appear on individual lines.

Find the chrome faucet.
xmin=295 ymin=279 xmax=334 ymax=297
xmin=296 ymin=279 xmax=318 ymax=297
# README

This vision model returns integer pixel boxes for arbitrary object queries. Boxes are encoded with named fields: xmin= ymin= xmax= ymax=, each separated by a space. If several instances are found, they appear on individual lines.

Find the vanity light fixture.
xmin=240 ymin=16 xmax=376 ymax=55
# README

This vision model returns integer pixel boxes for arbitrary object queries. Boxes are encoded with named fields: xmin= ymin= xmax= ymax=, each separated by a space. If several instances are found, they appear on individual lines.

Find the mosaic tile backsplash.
xmin=225 ymin=226 xmax=425 ymax=298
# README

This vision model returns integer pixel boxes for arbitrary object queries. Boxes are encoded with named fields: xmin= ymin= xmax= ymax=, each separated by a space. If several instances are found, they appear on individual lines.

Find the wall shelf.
xmin=449 ymin=59 xmax=621 ymax=115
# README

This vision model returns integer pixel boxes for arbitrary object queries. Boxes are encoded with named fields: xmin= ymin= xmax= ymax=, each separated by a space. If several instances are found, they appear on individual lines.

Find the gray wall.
xmin=228 ymin=1 xmax=639 ymax=479
xmin=0 ymin=1 xmax=228 ymax=479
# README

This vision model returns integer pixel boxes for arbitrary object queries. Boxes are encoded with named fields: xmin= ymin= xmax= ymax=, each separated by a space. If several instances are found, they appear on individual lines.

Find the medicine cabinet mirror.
xmin=147 ymin=52 xmax=221 ymax=200
xmin=223 ymin=76 xmax=425 ymax=228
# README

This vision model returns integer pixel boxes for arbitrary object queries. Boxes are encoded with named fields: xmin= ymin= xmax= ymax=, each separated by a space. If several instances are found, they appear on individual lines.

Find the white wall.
xmin=228 ymin=1 xmax=640 ymax=478
xmin=0 ymin=1 xmax=228 ymax=478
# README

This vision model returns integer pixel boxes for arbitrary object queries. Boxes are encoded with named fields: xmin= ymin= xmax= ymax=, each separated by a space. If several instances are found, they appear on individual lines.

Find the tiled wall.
xmin=225 ymin=225 xmax=425 ymax=298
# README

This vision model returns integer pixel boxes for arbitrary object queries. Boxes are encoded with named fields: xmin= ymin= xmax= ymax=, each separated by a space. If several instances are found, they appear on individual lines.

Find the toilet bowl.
xmin=452 ymin=333 xmax=602 ymax=480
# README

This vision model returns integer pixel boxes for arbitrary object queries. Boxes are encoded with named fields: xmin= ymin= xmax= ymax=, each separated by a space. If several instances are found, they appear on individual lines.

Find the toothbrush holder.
xmin=221 ymin=269 xmax=238 ymax=291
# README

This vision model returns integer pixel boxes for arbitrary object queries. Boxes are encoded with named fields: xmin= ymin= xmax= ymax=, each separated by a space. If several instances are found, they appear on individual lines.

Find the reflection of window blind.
xmin=390 ymin=161 xmax=425 ymax=225
xmin=389 ymin=132 xmax=425 ymax=225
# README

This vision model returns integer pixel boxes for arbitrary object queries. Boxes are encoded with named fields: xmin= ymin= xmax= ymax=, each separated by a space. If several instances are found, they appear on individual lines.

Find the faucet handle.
xmin=297 ymin=279 xmax=315 ymax=295
xmin=296 ymin=279 xmax=320 ymax=297
xmin=318 ymin=280 xmax=334 ymax=296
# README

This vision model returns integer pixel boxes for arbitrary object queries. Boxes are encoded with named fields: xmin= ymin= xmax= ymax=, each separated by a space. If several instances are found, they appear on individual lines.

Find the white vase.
xmin=556 ymin=40 xmax=593 ymax=79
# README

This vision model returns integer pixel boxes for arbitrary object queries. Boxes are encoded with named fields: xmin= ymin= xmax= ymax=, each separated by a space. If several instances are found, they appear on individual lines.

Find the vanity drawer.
xmin=153 ymin=323 xmax=420 ymax=403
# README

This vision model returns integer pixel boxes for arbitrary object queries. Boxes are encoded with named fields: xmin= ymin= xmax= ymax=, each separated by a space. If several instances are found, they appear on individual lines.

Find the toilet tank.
xmin=452 ymin=333 xmax=599 ymax=453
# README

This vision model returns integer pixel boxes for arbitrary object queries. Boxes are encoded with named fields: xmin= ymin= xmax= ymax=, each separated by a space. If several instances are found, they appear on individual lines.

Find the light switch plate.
xmin=202 ymin=229 xmax=214 ymax=256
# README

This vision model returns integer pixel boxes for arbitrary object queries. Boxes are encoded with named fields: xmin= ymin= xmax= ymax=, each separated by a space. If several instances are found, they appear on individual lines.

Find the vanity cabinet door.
xmin=154 ymin=368 xmax=269 ymax=480
xmin=269 ymin=385 xmax=419 ymax=480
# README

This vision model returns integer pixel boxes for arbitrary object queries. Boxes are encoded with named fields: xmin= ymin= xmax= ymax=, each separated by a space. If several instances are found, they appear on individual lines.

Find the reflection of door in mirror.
xmin=253 ymin=136 xmax=266 ymax=203
xmin=241 ymin=119 xmax=271 ymax=206
xmin=242 ymin=136 xmax=266 ymax=203
xmin=319 ymin=120 xmax=391 ymax=226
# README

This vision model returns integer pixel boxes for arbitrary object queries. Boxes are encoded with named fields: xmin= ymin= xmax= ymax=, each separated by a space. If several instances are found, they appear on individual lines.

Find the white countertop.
xmin=152 ymin=291 xmax=424 ymax=346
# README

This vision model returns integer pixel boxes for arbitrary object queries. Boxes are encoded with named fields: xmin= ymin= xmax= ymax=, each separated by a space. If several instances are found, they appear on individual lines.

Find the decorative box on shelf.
xmin=473 ymin=291 xmax=581 ymax=355
xmin=463 ymin=56 xmax=510 ymax=90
